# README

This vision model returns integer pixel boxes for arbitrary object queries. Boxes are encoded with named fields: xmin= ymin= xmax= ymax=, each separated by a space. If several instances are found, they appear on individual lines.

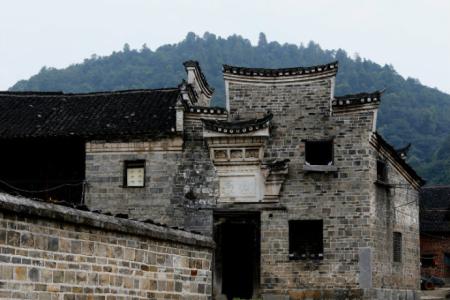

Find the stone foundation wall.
xmin=262 ymin=288 xmax=420 ymax=300
xmin=0 ymin=193 xmax=214 ymax=300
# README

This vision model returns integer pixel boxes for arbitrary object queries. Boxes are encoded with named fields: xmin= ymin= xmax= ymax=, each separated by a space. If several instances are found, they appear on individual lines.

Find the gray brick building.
xmin=0 ymin=61 xmax=424 ymax=299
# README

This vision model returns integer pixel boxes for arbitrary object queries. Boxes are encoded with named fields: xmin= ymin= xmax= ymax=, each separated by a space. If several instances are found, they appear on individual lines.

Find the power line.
xmin=0 ymin=179 xmax=85 ymax=193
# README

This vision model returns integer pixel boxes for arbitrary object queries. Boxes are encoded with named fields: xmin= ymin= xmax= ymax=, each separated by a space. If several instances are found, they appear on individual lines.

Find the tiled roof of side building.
xmin=222 ymin=61 xmax=338 ymax=77
xmin=0 ymin=88 xmax=180 ymax=139
xmin=420 ymin=186 xmax=450 ymax=233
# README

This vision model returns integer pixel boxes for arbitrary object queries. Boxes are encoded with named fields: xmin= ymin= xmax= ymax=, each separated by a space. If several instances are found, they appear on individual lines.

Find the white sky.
xmin=0 ymin=0 xmax=449 ymax=93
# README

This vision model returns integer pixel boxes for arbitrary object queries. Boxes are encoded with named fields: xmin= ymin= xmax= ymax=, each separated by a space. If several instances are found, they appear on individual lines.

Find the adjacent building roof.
xmin=0 ymin=89 xmax=180 ymax=139
xmin=420 ymin=186 xmax=450 ymax=233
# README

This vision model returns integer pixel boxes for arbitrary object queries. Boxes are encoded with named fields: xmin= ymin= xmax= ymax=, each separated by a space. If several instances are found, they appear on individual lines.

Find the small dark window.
xmin=305 ymin=141 xmax=333 ymax=165
xmin=421 ymin=254 xmax=436 ymax=268
xmin=123 ymin=160 xmax=145 ymax=187
xmin=377 ymin=160 xmax=387 ymax=182
xmin=393 ymin=232 xmax=402 ymax=263
xmin=289 ymin=220 xmax=323 ymax=260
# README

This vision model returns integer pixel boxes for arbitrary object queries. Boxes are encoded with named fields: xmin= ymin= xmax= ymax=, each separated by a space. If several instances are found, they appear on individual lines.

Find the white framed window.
xmin=123 ymin=160 xmax=145 ymax=187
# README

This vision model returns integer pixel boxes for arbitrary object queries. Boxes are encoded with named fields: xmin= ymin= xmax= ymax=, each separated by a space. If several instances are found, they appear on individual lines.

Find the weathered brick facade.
xmin=0 ymin=193 xmax=213 ymax=300
xmin=220 ymin=65 xmax=422 ymax=299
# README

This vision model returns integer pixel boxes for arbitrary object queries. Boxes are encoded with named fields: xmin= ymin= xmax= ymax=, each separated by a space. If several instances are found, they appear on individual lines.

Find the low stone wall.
xmin=0 ymin=193 xmax=214 ymax=299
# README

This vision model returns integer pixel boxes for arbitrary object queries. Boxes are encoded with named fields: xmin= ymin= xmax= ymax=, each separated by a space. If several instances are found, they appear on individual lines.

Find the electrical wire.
xmin=0 ymin=179 xmax=85 ymax=193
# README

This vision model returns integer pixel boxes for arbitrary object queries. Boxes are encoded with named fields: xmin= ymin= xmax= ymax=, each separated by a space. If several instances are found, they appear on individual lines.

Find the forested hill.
xmin=10 ymin=32 xmax=450 ymax=184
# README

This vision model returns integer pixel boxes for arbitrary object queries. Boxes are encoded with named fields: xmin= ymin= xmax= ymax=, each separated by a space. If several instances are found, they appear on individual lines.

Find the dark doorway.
xmin=214 ymin=212 xmax=260 ymax=300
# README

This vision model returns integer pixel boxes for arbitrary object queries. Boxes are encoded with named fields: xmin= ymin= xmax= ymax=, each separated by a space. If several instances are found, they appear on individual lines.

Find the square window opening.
xmin=421 ymin=254 xmax=436 ymax=268
xmin=123 ymin=160 xmax=146 ymax=187
xmin=305 ymin=141 xmax=333 ymax=165
xmin=377 ymin=160 xmax=387 ymax=182
xmin=289 ymin=220 xmax=323 ymax=260
xmin=393 ymin=232 xmax=402 ymax=263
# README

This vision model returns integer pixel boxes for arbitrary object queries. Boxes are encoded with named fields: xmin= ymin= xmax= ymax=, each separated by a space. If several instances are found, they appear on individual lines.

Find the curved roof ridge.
xmin=203 ymin=112 xmax=273 ymax=134
xmin=222 ymin=61 xmax=338 ymax=77
xmin=183 ymin=60 xmax=214 ymax=95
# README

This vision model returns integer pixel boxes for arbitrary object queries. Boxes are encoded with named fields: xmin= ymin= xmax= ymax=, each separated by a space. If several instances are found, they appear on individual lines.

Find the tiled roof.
xmin=371 ymin=132 xmax=425 ymax=187
xmin=202 ymin=112 xmax=273 ymax=134
xmin=420 ymin=186 xmax=450 ymax=233
xmin=222 ymin=62 xmax=338 ymax=77
xmin=333 ymin=91 xmax=381 ymax=107
xmin=0 ymin=89 xmax=180 ymax=139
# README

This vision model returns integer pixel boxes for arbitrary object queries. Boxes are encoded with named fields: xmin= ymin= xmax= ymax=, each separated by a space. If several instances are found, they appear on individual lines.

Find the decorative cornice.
xmin=187 ymin=105 xmax=227 ymax=115
xmin=333 ymin=91 xmax=381 ymax=108
xmin=202 ymin=112 xmax=273 ymax=134
xmin=223 ymin=61 xmax=338 ymax=78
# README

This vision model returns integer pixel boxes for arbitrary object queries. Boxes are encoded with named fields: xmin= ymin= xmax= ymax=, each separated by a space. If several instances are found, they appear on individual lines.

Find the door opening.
xmin=214 ymin=212 xmax=260 ymax=300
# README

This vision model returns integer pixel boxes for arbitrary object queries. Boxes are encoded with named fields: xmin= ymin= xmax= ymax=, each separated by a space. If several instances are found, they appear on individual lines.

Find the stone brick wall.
xmin=421 ymin=233 xmax=450 ymax=279
xmin=171 ymin=112 xmax=224 ymax=236
xmin=0 ymin=193 xmax=213 ymax=299
xmin=371 ymin=154 xmax=421 ymax=290
xmin=84 ymin=138 xmax=184 ymax=226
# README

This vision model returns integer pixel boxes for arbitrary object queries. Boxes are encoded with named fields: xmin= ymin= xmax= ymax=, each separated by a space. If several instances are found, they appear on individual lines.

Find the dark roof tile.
xmin=0 ymin=89 xmax=180 ymax=139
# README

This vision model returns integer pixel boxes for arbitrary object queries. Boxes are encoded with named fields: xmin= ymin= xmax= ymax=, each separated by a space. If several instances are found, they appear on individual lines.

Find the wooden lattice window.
xmin=393 ymin=232 xmax=402 ymax=263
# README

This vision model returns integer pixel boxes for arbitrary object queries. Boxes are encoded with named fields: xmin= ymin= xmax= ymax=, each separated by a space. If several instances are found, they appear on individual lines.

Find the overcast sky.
xmin=1 ymin=0 xmax=449 ymax=93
